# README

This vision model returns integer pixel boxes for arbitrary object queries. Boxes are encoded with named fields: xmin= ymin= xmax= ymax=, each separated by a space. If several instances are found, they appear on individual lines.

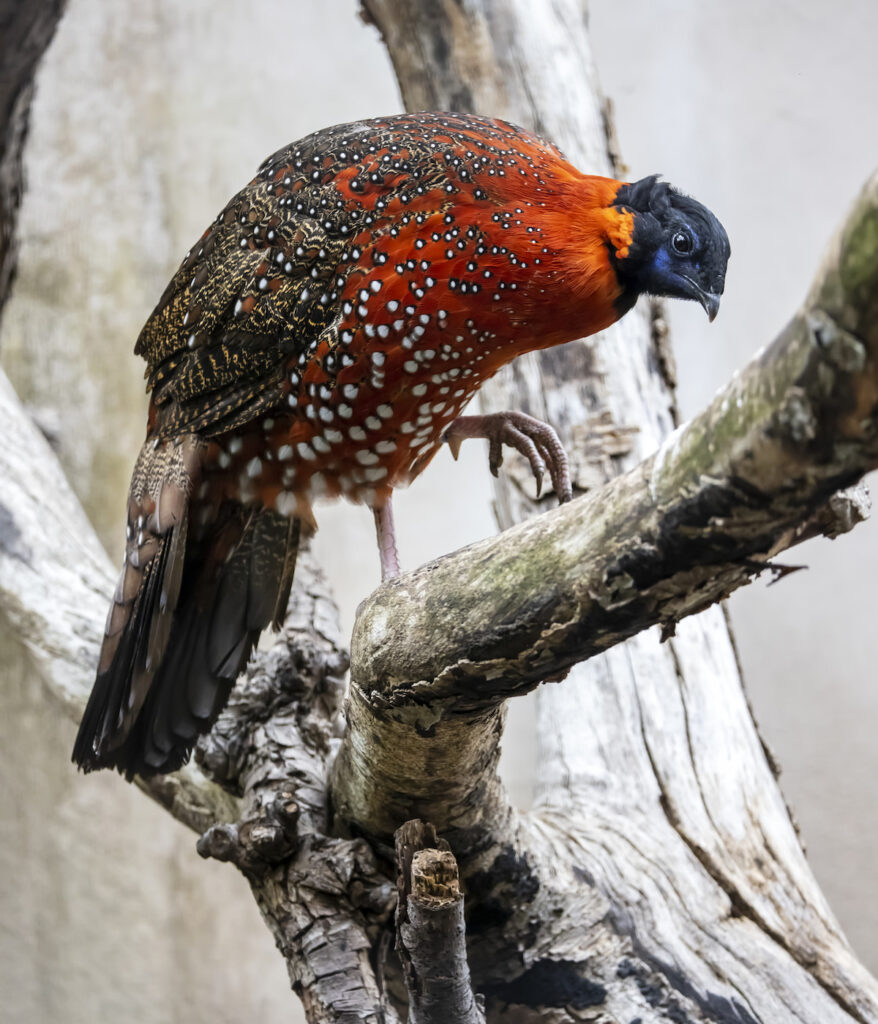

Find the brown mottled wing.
xmin=136 ymin=140 xmax=354 ymax=440
xmin=72 ymin=437 xmax=199 ymax=773
xmin=72 ymin=140 xmax=355 ymax=775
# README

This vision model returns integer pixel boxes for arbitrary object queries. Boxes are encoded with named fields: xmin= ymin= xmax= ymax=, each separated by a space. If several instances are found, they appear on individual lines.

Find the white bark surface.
xmin=0 ymin=367 xmax=239 ymax=829
xmin=0 ymin=3 xmax=397 ymax=1021
xmin=584 ymin=4 xmax=878 ymax=967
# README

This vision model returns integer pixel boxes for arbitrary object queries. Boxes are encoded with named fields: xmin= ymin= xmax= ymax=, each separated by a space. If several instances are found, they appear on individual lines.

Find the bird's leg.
xmin=373 ymin=496 xmax=401 ymax=582
xmin=443 ymin=412 xmax=573 ymax=503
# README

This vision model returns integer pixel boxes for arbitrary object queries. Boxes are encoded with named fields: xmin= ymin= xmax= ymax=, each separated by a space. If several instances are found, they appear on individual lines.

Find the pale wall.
xmin=0 ymin=1 xmax=875 ymax=1021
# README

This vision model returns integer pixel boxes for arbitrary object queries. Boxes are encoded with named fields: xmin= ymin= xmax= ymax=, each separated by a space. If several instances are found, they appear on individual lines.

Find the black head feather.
xmin=611 ymin=176 xmax=730 ymax=320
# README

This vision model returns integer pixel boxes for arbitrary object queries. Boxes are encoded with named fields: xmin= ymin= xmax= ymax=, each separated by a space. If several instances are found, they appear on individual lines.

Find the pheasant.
xmin=73 ymin=112 xmax=730 ymax=777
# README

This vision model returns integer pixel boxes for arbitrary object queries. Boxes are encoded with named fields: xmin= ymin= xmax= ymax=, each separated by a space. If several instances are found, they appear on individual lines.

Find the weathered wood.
xmin=197 ymin=555 xmax=399 ymax=1024
xmin=0 ymin=0 xmax=66 ymax=318
xmin=0 ymin=365 xmax=238 ymax=833
xmin=3 ymin=0 xmax=878 ymax=1021
xmin=0 ymin=315 xmax=396 ymax=1016
xmin=347 ymin=191 xmax=878 ymax=707
xmin=395 ymin=820 xmax=485 ymax=1024
xmin=0 ymin=367 xmax=397 ymax=1020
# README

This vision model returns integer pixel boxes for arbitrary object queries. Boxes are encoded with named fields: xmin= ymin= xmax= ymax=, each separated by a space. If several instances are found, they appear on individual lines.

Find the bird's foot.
xmin=443 ymin=412 xmax=573 ymax=503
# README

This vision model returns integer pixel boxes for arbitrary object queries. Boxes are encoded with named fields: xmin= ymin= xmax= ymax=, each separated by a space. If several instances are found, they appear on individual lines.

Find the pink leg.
xmin=443 ymin=411 xmax=573 ymax=503
xmin=373 ymin=497 xmax=401 ymax=582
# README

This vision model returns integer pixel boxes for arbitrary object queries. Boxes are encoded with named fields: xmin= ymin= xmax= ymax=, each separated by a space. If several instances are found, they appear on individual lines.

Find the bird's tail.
xmin=72 ymin=436 xmax=299 ymax=778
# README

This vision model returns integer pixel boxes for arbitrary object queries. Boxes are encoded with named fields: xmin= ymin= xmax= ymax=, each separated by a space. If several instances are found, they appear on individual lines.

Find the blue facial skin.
xmin=644 ymin=240 xmax=721 ymax=320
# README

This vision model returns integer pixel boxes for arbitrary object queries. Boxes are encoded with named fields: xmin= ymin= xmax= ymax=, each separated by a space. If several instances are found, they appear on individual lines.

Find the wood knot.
xmin=196 ymin=788 xmax=300 ymax=870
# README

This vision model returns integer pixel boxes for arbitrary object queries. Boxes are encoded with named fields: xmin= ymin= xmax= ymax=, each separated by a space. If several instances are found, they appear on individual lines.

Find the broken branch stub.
xmin=395 ymin=820 xmax=485 ymax=1024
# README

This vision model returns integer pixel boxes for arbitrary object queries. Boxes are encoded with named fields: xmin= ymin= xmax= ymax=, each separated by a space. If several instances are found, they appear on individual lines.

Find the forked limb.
xmin=443 ymin=412 xmax=573 ymax=503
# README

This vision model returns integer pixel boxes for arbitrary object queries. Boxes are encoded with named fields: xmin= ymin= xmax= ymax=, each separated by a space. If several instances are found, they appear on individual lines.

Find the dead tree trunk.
xmin=1 ymin=1 xmax=878 ymax=1022
xmin=0 ymin=0 xmax=66 ymax=318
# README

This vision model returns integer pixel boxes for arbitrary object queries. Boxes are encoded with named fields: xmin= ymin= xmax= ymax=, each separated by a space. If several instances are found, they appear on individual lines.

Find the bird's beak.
xmin=699 ymin=290 xmax=721 ymax=322
xmin=680 ymin=277 xmax=722 ymax=322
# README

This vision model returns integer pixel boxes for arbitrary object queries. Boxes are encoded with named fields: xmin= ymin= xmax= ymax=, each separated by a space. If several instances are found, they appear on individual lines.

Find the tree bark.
xmin=4 ymin=168 xmax=877 ymax=1020
xmin=0 ymin=0 xmax=66 ymax=319
xmin=395 ymin=820 xmax=486 ymax=1024
xmin=198 ymin=555 xmax=399 ymax=1024
xmin=0 ymin=367 xmax=239 ymax=831
xmin=2 ymin=0 xmax=878 ymax=1022
xmin=349 ymin=1 xmax=878 ymax=1021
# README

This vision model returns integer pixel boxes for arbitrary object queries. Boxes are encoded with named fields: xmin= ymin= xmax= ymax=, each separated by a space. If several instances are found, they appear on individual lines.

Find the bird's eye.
xmin=671 ymin=231 xmax=694 ymax=255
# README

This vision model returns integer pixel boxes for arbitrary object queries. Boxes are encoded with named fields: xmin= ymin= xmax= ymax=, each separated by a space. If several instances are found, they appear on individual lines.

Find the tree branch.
xmin=350 ymin=2 xmax=878 ymax=1020
xmin=395 ymin=820 xmax=485 ymax=1024
xmin=0 ymin=364 xmax=399 ymax=1018
xmin=196 ymin=552 xmax=399 ymax=1024
xmin=0 ymin=0 xmax=66 ymax=318
xmin=3 ymin=0 xmax=878 ymax=1019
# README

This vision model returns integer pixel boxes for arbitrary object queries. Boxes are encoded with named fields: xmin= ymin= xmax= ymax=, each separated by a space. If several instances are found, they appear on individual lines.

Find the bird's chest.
xmin=199 ymin=311 xmax=494 ymax=518
xmin=286 ymin=309 xmax=500 ymax=500
xmin=199 ymin=210 xmax=579 ymax=514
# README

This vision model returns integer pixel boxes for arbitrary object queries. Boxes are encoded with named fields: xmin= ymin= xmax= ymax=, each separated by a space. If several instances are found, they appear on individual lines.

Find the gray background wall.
xmin=0 ymin=1 xmax=875 ymax=1021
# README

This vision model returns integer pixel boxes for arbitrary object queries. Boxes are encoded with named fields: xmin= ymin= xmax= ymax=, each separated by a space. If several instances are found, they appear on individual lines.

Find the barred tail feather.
xmin=72 ymin=437 xmax=299 ymax=778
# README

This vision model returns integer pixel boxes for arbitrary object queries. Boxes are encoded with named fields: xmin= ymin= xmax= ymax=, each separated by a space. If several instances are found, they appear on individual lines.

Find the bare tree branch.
xmin=197 ymin=552 xmax=399 ymax=1024
xmin=395 ymin=820 xmax=485 ymax=1024
xmin=0 ymin=363 xmax=398 ymax=1020
xmin=3 ymin=0 xmax=878 ymax=1020
xmin=351 ymin=1 xmax=878 ymax=1020
xmin=334 ymin=170 xmax=878 ymax=838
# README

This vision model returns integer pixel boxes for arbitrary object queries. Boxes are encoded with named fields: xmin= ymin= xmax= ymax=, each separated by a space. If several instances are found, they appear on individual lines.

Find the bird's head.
xmin=610 ymin=175 xmax=730 ymax=321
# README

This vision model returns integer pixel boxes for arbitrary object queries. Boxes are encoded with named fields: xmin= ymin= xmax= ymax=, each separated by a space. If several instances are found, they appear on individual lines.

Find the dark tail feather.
xmin=129 ymin=509 xmax=299 ymax=775
xmin=71 ymin=529 xmax=173 ymax=769
xmin=73 ymin=439 xmax=300 ymax=778
xmin=72 ymin=437 xmax=195 ymax=773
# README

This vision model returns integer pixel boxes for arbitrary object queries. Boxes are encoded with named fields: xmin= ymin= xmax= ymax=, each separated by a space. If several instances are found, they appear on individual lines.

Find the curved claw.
xmin=443 ymin=411 xmax=571 ymax=504
xmin=488 ymin=436 xmax=504 ymax=477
